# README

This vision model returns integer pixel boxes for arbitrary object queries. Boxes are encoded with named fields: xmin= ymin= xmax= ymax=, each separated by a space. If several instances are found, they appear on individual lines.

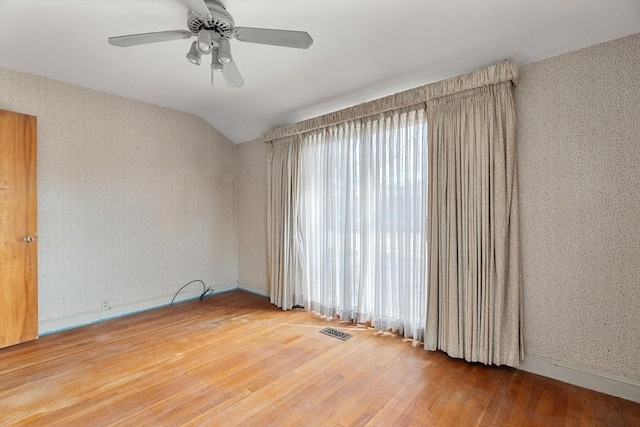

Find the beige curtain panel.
xmin=266 ymin=137 xmax=304 ymax=310
xmin=424 ymin=81 xmax=522 ymax=367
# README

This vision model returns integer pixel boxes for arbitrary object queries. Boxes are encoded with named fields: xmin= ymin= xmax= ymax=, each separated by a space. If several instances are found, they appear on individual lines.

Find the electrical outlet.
xmin=101 ymin=300 xmax=111 ymax=311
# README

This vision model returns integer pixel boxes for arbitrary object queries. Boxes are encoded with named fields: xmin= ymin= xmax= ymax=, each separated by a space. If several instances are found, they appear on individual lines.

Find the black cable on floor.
xmin=170 ymin=279 xmax=214 ymax=306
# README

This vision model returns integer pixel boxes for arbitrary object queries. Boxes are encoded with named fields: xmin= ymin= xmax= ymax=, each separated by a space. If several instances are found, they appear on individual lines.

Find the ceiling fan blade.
xmin=108 ymin=30 xmax=193 ymax=47
xmin=221 ymin=59 xmax=245 ymax=88
xmin=183 ymin=0 xmax=212 ymax=19
xmin=232 ymin=27 xmax=313 ymax=49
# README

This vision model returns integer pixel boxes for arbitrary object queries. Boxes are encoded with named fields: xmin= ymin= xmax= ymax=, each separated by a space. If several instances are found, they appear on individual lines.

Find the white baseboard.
xmin=39 ymin=282 xmax=239 ymax=335
xmin=237 ymin=282 xmax=269 ymax=297
xmin=519 ymin=353 xmax=640 ymax=403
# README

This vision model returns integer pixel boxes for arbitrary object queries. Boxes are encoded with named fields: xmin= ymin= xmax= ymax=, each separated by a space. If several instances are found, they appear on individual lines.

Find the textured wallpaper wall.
xmin=0 ymin=68 xmax=238 ymax=321
xmin=237 ymin=139 xmax=269 ymax=294
xmin=517 ymin=33 xmax=640 ymax=381
xmin=15 ymin=28 xmax=633 ymax=380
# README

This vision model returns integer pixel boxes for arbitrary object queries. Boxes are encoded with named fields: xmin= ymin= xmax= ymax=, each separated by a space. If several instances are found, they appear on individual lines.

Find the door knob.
xmin=23 ymin=235 xmax=37 ymax=243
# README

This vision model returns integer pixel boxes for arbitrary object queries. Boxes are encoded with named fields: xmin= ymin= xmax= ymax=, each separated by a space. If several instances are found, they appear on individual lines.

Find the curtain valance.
xmin=263 ymin=60 xmax=518 ymax=142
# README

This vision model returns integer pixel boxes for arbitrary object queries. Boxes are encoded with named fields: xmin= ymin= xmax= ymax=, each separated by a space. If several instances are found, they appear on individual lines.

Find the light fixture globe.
xmin=210 ymin=49 xmax=223 ymax=70
xmin=218 ymin=38 xmax=232 ymax=63
xmin=196 ymin=29 xmax=212 ymax=53
xmin=186 ymin=41 xmax=202 ymax=65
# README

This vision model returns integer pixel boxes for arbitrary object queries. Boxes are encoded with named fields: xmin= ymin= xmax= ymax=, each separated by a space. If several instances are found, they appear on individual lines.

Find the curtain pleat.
xmin=424 ymin=83 xmax=522 ymax=367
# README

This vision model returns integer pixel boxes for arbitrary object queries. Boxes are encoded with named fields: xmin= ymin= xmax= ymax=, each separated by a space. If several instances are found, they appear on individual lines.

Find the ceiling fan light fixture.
xmin=196 ymin=29 xmax=212 ymax=53
xmin=218 ymin=38 xmax=232 ymax=63
xmin=186 ymin=41 xmax=202 ymax=65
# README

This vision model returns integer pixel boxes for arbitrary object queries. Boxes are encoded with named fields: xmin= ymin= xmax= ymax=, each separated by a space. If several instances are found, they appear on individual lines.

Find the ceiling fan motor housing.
xmin=187 ymin=0 xmax=234 ymax=39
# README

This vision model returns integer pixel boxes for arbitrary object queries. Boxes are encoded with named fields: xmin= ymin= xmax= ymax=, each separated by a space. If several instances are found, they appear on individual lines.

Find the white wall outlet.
xmin=101 ymin=300 xmax=111 ymax=311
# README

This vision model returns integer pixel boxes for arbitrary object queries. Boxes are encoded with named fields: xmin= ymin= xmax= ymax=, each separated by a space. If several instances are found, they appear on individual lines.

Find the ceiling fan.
xmin=108 ymin=0 xmax=313 ymax=88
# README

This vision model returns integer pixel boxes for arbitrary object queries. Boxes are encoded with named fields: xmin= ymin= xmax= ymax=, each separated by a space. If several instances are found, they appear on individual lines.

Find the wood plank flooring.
xmin=1 ymin=290 xmax=638 ymax=426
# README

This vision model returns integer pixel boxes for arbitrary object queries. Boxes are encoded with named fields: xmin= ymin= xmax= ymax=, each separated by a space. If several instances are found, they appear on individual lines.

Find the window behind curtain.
xmin=298 ymin=106 xmax=428 ymax=340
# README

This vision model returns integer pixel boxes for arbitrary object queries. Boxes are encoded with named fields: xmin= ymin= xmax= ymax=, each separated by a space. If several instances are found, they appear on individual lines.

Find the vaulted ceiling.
xmin=1 ymin=0 xmax=638 ymax=143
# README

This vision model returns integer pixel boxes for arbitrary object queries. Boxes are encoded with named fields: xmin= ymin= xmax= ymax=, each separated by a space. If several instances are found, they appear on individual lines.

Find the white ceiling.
xmin=1 ymin=1 xmax=638 ymax=143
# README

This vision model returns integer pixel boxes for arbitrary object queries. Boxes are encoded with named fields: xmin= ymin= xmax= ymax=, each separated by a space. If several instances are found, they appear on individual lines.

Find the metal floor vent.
xmin=319 ymin=327 xmax=353 ymax=341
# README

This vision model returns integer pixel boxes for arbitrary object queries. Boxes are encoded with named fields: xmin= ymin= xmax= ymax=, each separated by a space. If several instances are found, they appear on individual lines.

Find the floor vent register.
xmin=319 ymin=327 xmax=353 ymax=341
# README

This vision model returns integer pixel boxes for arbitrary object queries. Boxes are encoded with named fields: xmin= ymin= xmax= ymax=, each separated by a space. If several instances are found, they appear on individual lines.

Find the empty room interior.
xmin=0 ymin=0 xmax=639 ymax=425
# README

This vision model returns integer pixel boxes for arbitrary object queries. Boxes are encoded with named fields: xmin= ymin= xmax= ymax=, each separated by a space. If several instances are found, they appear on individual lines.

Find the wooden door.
xmin=0 ymin=109 xmax=38 ymax=348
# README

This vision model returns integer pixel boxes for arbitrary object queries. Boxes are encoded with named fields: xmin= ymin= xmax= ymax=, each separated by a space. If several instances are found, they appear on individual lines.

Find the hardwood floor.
xmin=1 ymin=290 xmax=638 ymax=426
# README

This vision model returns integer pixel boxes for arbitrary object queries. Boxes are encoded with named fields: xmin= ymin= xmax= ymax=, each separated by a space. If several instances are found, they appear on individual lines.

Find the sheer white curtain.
xmin=298 ymin=107 xmax=428 ymax=340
